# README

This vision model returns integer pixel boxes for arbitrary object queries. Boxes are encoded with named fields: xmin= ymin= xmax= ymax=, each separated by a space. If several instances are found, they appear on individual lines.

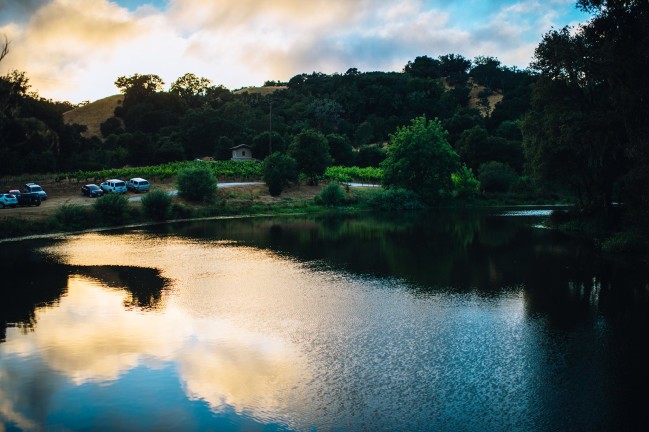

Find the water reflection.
xmin=0 ymin=212 xmax=648 ymax=431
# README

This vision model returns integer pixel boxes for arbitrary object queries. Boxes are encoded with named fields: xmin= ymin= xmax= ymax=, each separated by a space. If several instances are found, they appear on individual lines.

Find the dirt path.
xmin=0 ymin=178 xmax=322 ymax=221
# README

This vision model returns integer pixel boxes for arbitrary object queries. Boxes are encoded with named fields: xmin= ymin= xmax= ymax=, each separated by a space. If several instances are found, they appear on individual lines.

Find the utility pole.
xmin=268 ymin=100 xmax=273 ymax=156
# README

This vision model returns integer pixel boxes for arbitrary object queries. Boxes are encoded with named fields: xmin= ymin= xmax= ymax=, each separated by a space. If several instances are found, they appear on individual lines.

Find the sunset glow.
xmin=0 ymin=0 xmax=587 ymax=103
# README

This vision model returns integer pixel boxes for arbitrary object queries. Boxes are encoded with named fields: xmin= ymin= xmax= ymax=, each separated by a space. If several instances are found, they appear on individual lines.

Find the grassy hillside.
xmin=233 ymin=85 xmax=287 ymax=95
xmin=63 ymin=94 xmax=123 ymax=139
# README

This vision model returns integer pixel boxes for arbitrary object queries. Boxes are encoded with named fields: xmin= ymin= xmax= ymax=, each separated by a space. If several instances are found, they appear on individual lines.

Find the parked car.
xmin=16 ymin=192 xmax=41 ymax=207
xmin=126 ymin=177 xmax=150 ymax=193
xmin=0 ymin=193 xmax=18 ymax=209
xmin=81 ymin=184 xmax=104 ymax=198
xmin=8 ymin=189 xmax=21 ymax=197
xmin=100 ymin=179 xmax=127 ymax=194
xmin=23 ymin=183 xmax=47 ymax=200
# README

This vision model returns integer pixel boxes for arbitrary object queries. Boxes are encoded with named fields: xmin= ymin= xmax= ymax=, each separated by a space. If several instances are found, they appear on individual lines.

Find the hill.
xmin=233 ymin=86 xmax=288 ymax=96
xmin=63 ymin=94 xmax=123 ymax=139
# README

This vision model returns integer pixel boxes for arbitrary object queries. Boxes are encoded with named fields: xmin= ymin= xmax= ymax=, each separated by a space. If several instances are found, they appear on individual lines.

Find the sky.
xmin=0 ymin=0 xmax=590 ymax=103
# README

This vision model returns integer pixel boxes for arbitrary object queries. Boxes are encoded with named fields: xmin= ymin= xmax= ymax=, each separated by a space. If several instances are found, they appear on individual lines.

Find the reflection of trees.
xmin=169 ymin=213 xmax=649 ymax=325
xmin=0 ymin=242 xmax=68 ymax=342
xmin=74 ymin=265 xmax=170 ymax=310
xmin=0 ymin=241 xmax=170 ymax=342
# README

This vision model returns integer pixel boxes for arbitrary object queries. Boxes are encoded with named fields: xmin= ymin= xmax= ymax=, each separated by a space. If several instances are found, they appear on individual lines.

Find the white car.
xmin=100 ymin=179 xmax=127 ymax=194
xmin=0 ymin=193 xmax=18 ymax=209
xmin=126 ymin=178 xmax=150 ymax=193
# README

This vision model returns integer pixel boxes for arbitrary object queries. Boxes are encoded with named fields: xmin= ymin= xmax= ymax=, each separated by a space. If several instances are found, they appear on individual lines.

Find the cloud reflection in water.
xmin=1 ymin=233 xmax=307 ymax=427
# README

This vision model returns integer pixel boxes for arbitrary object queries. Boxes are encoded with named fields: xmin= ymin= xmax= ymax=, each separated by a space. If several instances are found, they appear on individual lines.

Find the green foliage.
xmin=56 ymin=160 xmax=262 ymax=184
xmin=323 ymin=166 xmax=382 ymax=184
xmin=315 ymin=182 xmax=345 ymax=207
xmin=326 ymin=133 xmax=354 ymax=166
xmin=356 ymin=145 xmax=386 ymax=168
xmin=451 ymin=164 xmax=480 ymax=199
xmin=100 ymin=117 xmax=123 ymax=137
xmin=176 ymin=165 xmax=217 ymax=202
xmin=4 ymin=54 xmax=538 ymax=183
xmin=141 ymin=190 xmax=172 ymax=220
xmin=288 ymin=129 xmax=332 ymax=185
xmin=253 ymin=131 xmax=286 ymax=160
xmin=115 ymin=73 xmax=164 ymax=106
xmin=54 ymin=204 xmax=91 ymax=230
xmin=601 ymin=230 xmax=648 ymax=254
xmin=381 ymin=115 xmax=460 ymax=203
xmin=478 ymin=161 xmax=518 ymax=194
xmin=263 ymin=152 xmax=298 ymax=196
xmin=93 ymin=193 xmax=129 ymax=223
xmin=366 ymin=188 xmax=424 ymax=211
xmin=170 ymin=73 xmax=212 ymax=107
xmin=404 ymin=55 xmax=442 ymax=79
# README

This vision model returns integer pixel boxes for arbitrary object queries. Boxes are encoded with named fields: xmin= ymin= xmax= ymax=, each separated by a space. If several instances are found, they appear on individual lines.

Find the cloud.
xmin=0 ymin=0 xmax=50 ymax=24
xmin=2 ymin=274 xmax=304 ymax=419
xmin=0 ymin=0 xmax=587 ymax=102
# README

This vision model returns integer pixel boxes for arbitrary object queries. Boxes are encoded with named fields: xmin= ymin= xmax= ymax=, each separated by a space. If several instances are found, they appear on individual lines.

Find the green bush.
xmin=316 ymin=182 xmax=345 ymax=207
xmin=367 ymin=188 xmax=424 ymax=211
xmin=141 ymin=190 xmax=172 ymax=221
xmin=54 ymin=204 xmax=90 ymax=230
xmin=263 ymin=152 xmax=298 ymax=196
xmin=451 ymin=164 xmax=480 ymax=199
xmin=601 ymin=231 xmax=648 ymax=254
xmin=478 ymin=161 xmax=518 ymax=194
xmin=177 ymin=166 xmax=217 ymax=202
xmin=170 ymin=202 xmax=193 ymax=219
xmin=93 ymin=193 xmax=129 ymax=223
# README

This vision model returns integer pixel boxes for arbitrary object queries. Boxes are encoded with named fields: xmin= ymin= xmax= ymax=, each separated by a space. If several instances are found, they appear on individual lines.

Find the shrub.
xmin=367 ymin=188 xmax=424 ymax=211
xmin=177 ymin=166 xmax=217 ymax=202
xmin=263 ymin=152 xmax=298 ymax=196
xmin=478 ymin=161 xmax=518 ymax=194
xmin=54 ymin=204 xmax=90 ymax=230
xmin=601 ymin=230 xmax=648 ymax=254
xmin=99 ymin=117 xmax=123 ymax=137
xmin=451 ymin=164 xmax=480 ymax=199
xmin=93 ymin=193 xmax=129 ymax=223
xmin=170 ymin=202 xmax=193 ymax=219
xmin=141 ymin=190 xmax=172 ymax=221
xmin=316 ymin=182 xmax=345 ymax=207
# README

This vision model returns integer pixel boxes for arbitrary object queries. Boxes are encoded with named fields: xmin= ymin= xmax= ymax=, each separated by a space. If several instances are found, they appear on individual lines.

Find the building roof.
xmin=230 ymin=144 xmax=252 ymax=150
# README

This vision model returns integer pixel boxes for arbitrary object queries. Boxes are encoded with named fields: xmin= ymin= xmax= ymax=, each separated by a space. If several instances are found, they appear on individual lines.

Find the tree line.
xmin=2 ymin=0 xmax=646 ymax=245
xmin=1 ymin=48 xmax=532 ymax=192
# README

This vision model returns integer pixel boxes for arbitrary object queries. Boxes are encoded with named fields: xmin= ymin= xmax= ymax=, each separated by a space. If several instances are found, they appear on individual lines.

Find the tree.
xmin=478 ymin=161 xmax=518 ymax=194
xmin=253 ymin=131 xmax=286 ymax=160
xmin=288 ymin=129 xmax=332 ymax=185
xmin=114 ymin=74 xmax=164 ymax=106
xmin=404 ymin=56 xmax=442 ymax=79
xmin=170 ymin=73 xmax=212 ymax=108
xmin=0 ymin=35 xmax=8 ymax=64
xmin=263 ymin=152 xmax=298 ymax=196
xmin=326 ymin=133 xmax=354 ymax=166
xmin=575 ymin=0 xmax=649 ymax=221
xmin=381 ymin=115 xmax=460 ymax=203
xmin=439 ymin=54 xmax=471 ymax=85
xmin=523 ymin=19 xmax=628 ymax=212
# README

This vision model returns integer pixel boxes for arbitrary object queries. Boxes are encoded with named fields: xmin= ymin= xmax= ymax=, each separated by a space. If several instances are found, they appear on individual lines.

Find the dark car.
xmin=15 ymin=192 xmax=41 ymax=207
xmin=81 ymin=184 xmax=104 ymax=198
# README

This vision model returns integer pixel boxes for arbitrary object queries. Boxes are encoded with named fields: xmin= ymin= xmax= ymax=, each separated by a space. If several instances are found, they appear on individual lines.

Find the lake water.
xmin=1 ymin=210 xmax=648 ymax=431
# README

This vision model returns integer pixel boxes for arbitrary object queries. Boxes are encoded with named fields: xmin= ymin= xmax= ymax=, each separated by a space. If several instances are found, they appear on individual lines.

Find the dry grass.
xmin=233 ymin=86 xmax=288 ymax=96
xmin=63 ymin=94 xmax=123 ymax=139
xmin=468 ymin=84 xmax=503 ymax=117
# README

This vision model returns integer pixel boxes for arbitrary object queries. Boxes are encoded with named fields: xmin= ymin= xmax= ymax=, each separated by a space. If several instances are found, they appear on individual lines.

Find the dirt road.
xmin=0 ymin=179 xmax=322 ymax=221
